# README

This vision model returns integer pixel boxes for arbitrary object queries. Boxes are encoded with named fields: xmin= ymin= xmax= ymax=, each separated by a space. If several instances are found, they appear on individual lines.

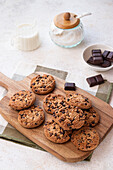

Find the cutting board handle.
xmin=0 ymin=72 xmax=15 ymax=91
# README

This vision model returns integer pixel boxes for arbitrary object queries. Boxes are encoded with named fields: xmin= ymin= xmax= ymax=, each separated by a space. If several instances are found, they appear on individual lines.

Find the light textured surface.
xmin=0 ymin=0 xmax=113 ymax=169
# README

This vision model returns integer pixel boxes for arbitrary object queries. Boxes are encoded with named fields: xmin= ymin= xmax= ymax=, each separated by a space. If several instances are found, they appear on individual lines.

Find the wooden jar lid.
xmin=54 ymin=12 xmax=80 ymax=29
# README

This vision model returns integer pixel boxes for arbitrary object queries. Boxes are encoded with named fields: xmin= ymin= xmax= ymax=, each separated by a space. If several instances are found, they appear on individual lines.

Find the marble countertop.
xmin=0 ymin=0 xmax=113 ymax=169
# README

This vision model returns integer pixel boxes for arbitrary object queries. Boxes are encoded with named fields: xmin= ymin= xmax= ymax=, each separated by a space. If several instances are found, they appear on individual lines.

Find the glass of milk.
xmin=12 ymin=21 xmax=40 ymax=51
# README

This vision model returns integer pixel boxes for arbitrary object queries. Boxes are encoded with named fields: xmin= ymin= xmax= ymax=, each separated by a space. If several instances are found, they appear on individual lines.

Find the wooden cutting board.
xmin=0 ymin=72 xmax=113 ymax=162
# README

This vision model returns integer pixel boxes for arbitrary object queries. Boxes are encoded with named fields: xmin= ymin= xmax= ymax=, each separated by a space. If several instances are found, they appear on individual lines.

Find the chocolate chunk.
xmin=106 ymin=52 xmax=113 ymax=62
xmin=87 ymin=56 xmax=95 ymax=65
xmin=95 ymin=74 xmax=104 ymax=85
xmin=64 ymin=82 xmax=76 ymax=91
xmin=92 ymin=49 xmax=101 ymax=54
xmin=102 ymin=50 xmax=110 ymax=58
xmin=92 ymin=53 xmax=102 ymax=57
xmin=100 ymin=60 xmax=111 ymax=67
xmin=86 ymin=74 xmax=104 ymax=87
xmin=86 ymin=77 xmax=97 ymax=87
xmin=93 ymin=56 xmax=103 ymax=64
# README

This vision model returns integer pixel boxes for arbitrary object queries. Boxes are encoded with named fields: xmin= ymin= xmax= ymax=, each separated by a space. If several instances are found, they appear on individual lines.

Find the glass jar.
xmin=50 ymin=22 xmax=84 ymax=48
xmin=49 ymin=12 xmax=84 ymax=48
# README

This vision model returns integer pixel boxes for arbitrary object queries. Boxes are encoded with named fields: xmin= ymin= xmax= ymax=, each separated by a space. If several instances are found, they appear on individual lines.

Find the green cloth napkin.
xmin=0 ymin=65 xmax=112 ymax=161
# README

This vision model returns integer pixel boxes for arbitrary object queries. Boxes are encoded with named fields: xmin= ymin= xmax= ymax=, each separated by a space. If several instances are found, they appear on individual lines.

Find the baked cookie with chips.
xmin=9 ymin=90 xmax=36 ymax=110
xmin=53 ymin=107 xmax=85 ymax=130
xmin=43 ymin=120 xmax=71 ymax=143
xmin=18 ymin=105 xmax=45 ymax=128
xmin=66 ymin=93 xmax=92 ymax=109
xmin=43 ymin=94 xmax=68 ymax=114
xmin=30 ymin=74 xmax=55 ymax=95
xmin=71 ymin=127 xmax=99 ymax=151
xmin=83 ymin=107 xmax=99 ymax=127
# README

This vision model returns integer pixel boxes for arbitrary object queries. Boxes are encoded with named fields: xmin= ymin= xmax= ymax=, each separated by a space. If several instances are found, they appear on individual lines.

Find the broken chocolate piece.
xmin=64 ymin=83 xmax=76 ymax=91
xmin=106 ymin=52 xmax=113 ymax=62
xmin=100 ymin=60 xmax=111 ymax=67
xmin=102 ymin=50 xmax=110 ymax=59
xmin=95 ymin=74 xmax=104 ymax=85
xmin=87 ymin=56 xmax=95 ymax=65
xmin=86 ymin=74 xmax=104 ymax=87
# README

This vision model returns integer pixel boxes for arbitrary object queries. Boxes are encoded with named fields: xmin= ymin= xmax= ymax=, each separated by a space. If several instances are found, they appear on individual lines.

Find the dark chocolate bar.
xmin=102 ymin=50 xmax=110 ymax=58
xmin=100 ymin=60 xmax=111 ymax=67
xmin=106 ymin=52 xmax=113 ymax=62
xmin=86 ymin=74 xmax=104 ymax=87
xmin=64 ymin=83 xmax=76 ymax=91
xmin=93 ymin=56 xmax=103 ymax=64
xmin=92 ymin=49 xmax=101 ymax=54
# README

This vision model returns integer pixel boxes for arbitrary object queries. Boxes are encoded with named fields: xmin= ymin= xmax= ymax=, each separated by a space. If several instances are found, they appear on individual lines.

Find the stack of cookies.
xmin=9 ymin=73 xmax=100 ymax=152
xmin=43 ymin=92 xmax=100 ymax=151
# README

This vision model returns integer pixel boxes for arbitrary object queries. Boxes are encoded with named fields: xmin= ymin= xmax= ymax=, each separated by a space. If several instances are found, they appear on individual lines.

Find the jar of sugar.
xmin=49 ymin=12 xmax=84 ymax=48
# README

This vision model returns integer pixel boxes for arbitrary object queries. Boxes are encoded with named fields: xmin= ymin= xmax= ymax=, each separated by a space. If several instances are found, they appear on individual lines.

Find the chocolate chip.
xmin=55 ymin=102 xmax=58 ymax=106
xmin=87 ymin=133 xmax=91 ymax=137
xmin=93 ymin=115 xmax=96 ymax=117
xmin=76 ymin=109 xmax=79 ymax=113
xmin=92 ymin=121 xmax=95 ymax=124
xmin=49 ymin=132 xmax=53 ymax=137
xmin=57 ymin=136 xmax=61 ymax=139
xmin=61 ymin=110 xmax=65 ymax=114
xmin=43 ymin=85 xmax=46 ymax=88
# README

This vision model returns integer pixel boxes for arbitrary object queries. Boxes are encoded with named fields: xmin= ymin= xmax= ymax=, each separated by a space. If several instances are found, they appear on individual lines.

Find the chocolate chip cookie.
xmin=43 ymin=120 xmax=71 ymax=143
xmin=66 ymin=93 xmax=92 ymax=109
xmin=9 ymin=90 xmax=36 ymax=110
xmin=83 ymin=107 xmax=99 ymax=127
xmin=30 ymin=74 xmax=55 ymax=95
xmin=71 ymin=127 xmax=99 ymax=151
xmin=53 ymin=107 xmax=85 ymax=130
xmin=43 ymin=94 xmax=68 ymax=114
xmin=18 ymin=106 xmax=45 ymax=128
